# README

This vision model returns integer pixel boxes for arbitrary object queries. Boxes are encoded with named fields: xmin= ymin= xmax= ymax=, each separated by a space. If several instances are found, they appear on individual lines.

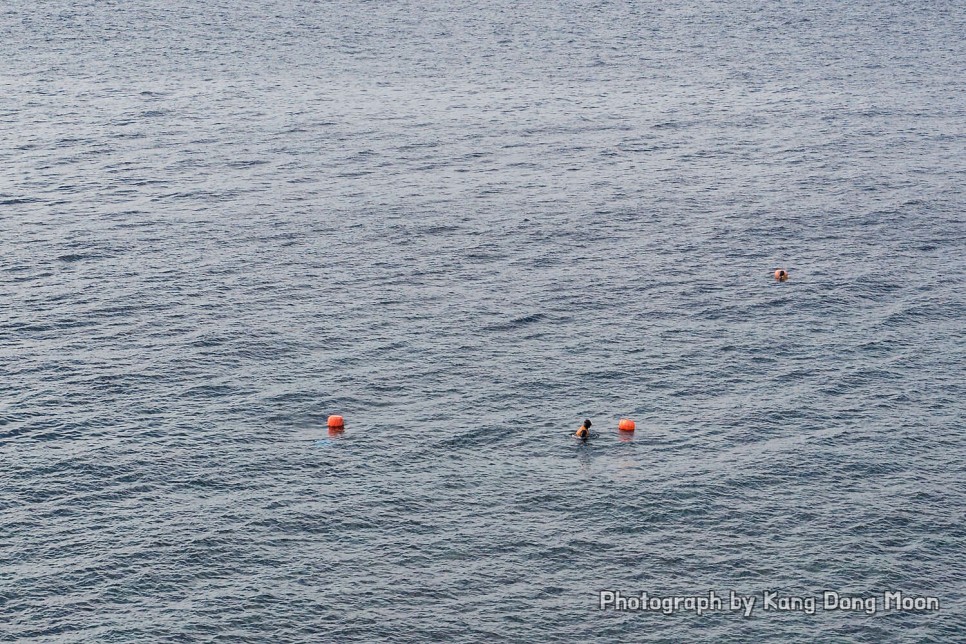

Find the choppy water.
xmin=2 ymin=0 xmax=965 ymax=641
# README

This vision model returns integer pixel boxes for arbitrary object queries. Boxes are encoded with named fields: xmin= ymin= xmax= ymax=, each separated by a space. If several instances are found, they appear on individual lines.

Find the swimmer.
xmin=574 ymin=418 xmax=593 ymax=440
xmin=775 ymin=269 xmax=788 ymax=282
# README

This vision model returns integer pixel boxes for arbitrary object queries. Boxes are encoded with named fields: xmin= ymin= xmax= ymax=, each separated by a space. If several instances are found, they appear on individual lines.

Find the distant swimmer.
xmin=774 ymin=269 xmax=789 ymax=282
xmin=574 ymin=418 xmax=593 ymax=440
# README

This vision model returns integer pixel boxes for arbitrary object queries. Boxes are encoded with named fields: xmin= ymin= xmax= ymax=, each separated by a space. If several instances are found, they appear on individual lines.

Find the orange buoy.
xmin=618 ymin=418 xmax=636 ymax=432
xmin=327 ymin=415 xmax=344 ymax=430
xmin=774 ymin=269 xmax=788 ymax=282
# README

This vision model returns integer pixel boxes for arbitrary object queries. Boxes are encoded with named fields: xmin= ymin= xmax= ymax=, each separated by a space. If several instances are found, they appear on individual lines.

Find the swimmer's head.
xmin=583 ymin=419 xmax=592 ymax=429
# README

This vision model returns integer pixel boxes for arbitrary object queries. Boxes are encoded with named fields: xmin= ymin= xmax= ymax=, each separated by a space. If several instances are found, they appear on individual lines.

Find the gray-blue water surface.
xmin=2 ymin=0 xmax=965 ymax=641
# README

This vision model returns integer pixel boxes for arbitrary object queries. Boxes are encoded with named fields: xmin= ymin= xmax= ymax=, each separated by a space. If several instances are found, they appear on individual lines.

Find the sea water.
xmin=2 ymin=0 xmax=964 ymax=640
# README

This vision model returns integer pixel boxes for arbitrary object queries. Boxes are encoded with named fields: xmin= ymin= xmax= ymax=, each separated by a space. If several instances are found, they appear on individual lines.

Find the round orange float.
xmin=618 ymin=418 xmax=636 ymax=432
xmin=327 ymin=415 xmax=345 ymax=430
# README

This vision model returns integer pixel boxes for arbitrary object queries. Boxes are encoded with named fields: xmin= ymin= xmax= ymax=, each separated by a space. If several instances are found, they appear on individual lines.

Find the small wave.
xmin=482 ymin=312 xmax=546 ymax=332
xmin=1 ymin=196 xmax=42 ymax=205
xmin=56 ymin=253 xmax=88 ymax=263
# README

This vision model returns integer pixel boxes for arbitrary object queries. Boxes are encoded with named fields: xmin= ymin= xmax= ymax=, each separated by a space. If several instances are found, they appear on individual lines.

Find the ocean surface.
xmin=2 ymin=0 xmax=965 ymax=641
